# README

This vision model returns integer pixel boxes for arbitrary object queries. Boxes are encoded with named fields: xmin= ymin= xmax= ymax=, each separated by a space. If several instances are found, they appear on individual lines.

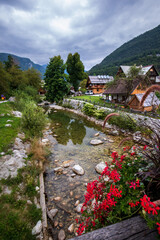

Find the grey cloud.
xmin=0 ymin=0 xmax=160 ymax=70
xmin=0 ymin=0 xmax=38 ymax=11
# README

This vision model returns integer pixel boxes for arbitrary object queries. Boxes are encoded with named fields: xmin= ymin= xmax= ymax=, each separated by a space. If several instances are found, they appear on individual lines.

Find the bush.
xmin=21 ymin=101 xmax=47 ymax=137
xmin=94 ymin=109 xmax=106 ymax=120
xmin=82 ymin=103 xmax=96 ymax=116
xmin=108 ymin=114 xmax=137 ymax=131
xmin=76 ymin=149 xmax=160 ymax=236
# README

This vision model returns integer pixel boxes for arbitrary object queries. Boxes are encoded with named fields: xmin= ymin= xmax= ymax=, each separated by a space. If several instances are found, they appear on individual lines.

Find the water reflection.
xmin=49 ymin=110 xmax=86 ymax=145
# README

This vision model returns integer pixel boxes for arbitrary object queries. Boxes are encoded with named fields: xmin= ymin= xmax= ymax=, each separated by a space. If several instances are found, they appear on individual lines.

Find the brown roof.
xmin=103 ymin=78 xmax=141 ymax=95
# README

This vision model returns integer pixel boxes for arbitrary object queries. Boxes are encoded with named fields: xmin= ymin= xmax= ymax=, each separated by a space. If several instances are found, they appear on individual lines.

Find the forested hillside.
xmin=0 ymin=53 xmax=46 ymax=76
xmin=88 ymin=25 xmax=160 ymax=76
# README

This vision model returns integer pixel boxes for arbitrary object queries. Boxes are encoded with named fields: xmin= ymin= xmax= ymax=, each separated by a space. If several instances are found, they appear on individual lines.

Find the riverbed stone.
xmin=75 ymin=200 xmax=80 ymax=206
xmin=95 ymin=162 xmax=106 ymax=174
xmin=50 ymin=208 xmax=58 ymax=218
xmin=32 ymin=220 xmax=42 ymax=235
xmin=94 ymin=132 xmax=100 ymax=137
xmin=90 ymin=139 xmax=103 ymax=145
xmin=54 ymin=196 xmax=61 ymax=201
xmin=110 ymin=130 xmax=119 ymax=136
xmin=76 ymin=203 xmax=83 ymax=213
xmin=68 ymin=223 xmax=74 ymax=233
xmin=58 ymin=229 xmax=65 ymax=240
xmin=54 ymin=167 xmax=63 ymax=173
xmin=71 ymin=173 xmax=76 ymax=178
xmin=72 ymin=165 xmax=84 ymax=175
xmin=54 ymin=220 xmax=59 ymax=227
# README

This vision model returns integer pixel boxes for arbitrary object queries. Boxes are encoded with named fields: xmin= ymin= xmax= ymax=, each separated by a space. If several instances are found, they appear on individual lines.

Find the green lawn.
xmin=71 ymin=95 xmax=114 ymax=107
xmin=0 ymin=102 xmax=21 ymax=153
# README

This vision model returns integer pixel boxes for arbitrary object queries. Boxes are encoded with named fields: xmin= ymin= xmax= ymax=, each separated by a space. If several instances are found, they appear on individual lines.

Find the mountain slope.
xmin=0 ymin=53 xmax=46 ymax=76
xmin=88 ymin=25 xmax=160 ymax=76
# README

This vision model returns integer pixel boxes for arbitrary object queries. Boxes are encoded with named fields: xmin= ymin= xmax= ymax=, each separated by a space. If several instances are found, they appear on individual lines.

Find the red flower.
xmin=129 ymin=182 xmax=136 ymax=189
xmin=120 ymin=155 xmax=125 ymax=161
xmin=143 ymin=145 xmax=147 ymax=150
xmin=130 ymin=152 xmax=135 ymax=156
xmin=140 ymin=195 xmax=160 ymax=215
xmin=129 ymin=201 xmax=139 ymax=208
xmin=136 ymin=179 xmax=140 ymax=187
xmin=111 ymin=151 xmax=118 ymax=160
xmin=156 ymin=223 xmax=160 ymax=234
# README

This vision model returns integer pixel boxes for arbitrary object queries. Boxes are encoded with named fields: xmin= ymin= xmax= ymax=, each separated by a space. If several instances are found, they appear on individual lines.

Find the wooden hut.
xmin=128 ymin=92 xmax=160 ymax=111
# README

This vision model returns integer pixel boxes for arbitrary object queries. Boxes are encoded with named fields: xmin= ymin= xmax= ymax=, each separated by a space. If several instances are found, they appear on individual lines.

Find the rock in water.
xmin=72 ymin=165 xmax=84 ymax=175
xmin=90 ymin=139 xmax=103 ymax=145
xmin=58 ymin=229 xmax=66 ymax=240
xmin=68 ymin=223 xmax=74 ymax=233
xmin=95 ymin=162 xmax=106 ymax=174
xmin=49 ymin=208 xmax=58 ymax=218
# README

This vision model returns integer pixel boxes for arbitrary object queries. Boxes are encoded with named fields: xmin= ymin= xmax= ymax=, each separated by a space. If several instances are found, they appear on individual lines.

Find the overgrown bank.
xmin=0 ymin=92 xmax=48 ymax=240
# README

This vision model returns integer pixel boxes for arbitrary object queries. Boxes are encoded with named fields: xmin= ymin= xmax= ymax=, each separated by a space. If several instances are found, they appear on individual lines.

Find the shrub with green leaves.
xmin=94 ymin=109 xmax=106 ymax=120
xmin=108 ymin=114 xmax=137 ymax=131
xmin=21 ymin=101 xmax=47 ymax=137
xmin=82 ymin=103 xmax=96 ymax=116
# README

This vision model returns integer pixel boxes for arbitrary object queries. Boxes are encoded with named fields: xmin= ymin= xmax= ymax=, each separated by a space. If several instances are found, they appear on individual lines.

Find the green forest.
xmin=88 ymin=25 xmax=160 ymax=76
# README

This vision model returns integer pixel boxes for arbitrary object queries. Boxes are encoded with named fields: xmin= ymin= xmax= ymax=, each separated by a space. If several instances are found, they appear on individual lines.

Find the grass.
xmin=71 ymin=95 xmax=120 ymax=108
xmin=0 ymin=102 xmax=21 ymax=153
xmin=0 ymin=162 xmax=41 ymax=240
xmin=72 ymin=95 xmax=105 ymax=104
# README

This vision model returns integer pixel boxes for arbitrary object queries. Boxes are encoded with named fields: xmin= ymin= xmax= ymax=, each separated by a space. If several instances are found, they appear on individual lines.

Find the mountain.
xmin=0 ymin=53 xmax=46 ymax=76
xmin=88 ymin=25 xmax=160 ymax=76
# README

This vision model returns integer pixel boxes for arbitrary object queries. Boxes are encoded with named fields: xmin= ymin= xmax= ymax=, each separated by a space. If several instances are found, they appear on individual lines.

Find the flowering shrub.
xmin=76 ymin=148 xmax=160 ymax=236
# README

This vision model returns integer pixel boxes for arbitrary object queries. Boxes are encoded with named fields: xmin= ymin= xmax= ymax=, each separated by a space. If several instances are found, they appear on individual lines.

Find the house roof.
xmin=103 ymin=78 xmax=141 ymax=95
xmin=119 ymin=65 xmax=154 ymax=76
xmin=131 ymin=93 xmax=160 ymax=107
xmin=88 ymin=75 xmax=114 ymax=84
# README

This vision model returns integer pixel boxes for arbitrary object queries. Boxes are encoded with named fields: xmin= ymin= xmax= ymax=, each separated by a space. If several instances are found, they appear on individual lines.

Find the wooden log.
xmin=39 ymin=160 xmax=48 ymax=240
xmin=69 ymin=215 xmax=158 ymax=240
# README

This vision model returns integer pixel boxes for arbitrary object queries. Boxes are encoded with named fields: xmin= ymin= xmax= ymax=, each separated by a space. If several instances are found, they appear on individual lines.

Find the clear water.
xmin=45 ymin=109 xmax=122 ymax=239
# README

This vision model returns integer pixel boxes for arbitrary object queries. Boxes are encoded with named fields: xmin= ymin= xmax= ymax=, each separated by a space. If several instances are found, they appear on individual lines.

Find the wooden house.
xmin=103 ymin=78 xmax=142 ymax=103
xmin=117 ymin=65 xmax=159 ymax=83
xmin=86 ymin=75 xmax=114 ymax=94
xmin=128 ymin=93 xmax=160 ymax=111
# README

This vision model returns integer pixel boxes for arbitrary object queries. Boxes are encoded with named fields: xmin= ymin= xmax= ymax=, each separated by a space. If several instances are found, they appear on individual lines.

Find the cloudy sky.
xmin=0 ymin=0 xmax=160 ymax=70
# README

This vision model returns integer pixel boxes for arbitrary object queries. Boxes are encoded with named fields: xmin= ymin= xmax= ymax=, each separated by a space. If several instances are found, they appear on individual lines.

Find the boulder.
xmin=72 ymin=165 xmax=84 ymax=175
xmin=90 ymin=139 xmax=103 ymax=145
xmin=8 ymin=97 xmax=15 ymax=102
xmin=95 ymin=162 xmax=106 ymax=174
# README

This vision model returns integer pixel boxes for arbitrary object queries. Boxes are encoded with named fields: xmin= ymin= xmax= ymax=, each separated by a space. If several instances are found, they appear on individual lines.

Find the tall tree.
xmin=66 ymin=52 xmax=85 ymax=91
xmin=24 ymin=68 xmax=42 ymax=90
xmin=0 ymin=62 xmax=11 ymax=95
xmin=44 ymin=55 xmax=69 ymax=102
